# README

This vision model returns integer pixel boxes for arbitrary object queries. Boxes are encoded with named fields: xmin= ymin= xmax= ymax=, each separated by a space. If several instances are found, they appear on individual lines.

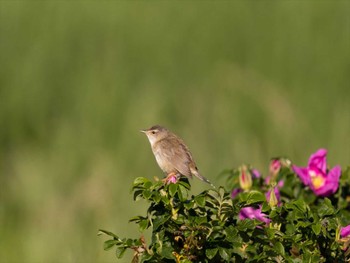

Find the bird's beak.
xmin=140 ymin=129 xmax=147 ymax=133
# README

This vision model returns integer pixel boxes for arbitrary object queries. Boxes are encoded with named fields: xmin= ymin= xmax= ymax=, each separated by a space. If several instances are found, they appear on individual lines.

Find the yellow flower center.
xmin=309 ymin=170 xmax=325 ymax=189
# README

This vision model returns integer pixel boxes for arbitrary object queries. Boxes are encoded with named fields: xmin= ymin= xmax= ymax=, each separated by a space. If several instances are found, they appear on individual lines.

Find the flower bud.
xmin=239 ymin=165 xmax=252 ymax=191
xmin=268 ymin=187 xmax=278 ymax=208
xmin=269 ymin=159 xmax=281 ymax=183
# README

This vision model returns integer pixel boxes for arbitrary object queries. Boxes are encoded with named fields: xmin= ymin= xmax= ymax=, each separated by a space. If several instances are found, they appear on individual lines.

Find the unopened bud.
xmin=268 ymin=187 xmax=278 ymax=208
xmin=269 ymin=159 xmax=281 ymax=183
xmin=239 ymin=165 xmax=252 ymax=191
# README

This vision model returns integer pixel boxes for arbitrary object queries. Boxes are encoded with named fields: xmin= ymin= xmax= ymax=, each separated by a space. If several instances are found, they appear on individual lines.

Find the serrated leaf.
xmin=206 ymin=248 xmax=218 ymax=259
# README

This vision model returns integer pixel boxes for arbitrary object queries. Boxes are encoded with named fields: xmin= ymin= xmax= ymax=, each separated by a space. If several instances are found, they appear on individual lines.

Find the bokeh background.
xmin=1 ymin=1 xmax=350 ymax=262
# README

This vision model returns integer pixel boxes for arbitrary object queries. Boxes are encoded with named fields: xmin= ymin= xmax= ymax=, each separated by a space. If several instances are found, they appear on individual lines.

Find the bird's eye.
xmin=151 ymin=131 xmax=156 ymax=134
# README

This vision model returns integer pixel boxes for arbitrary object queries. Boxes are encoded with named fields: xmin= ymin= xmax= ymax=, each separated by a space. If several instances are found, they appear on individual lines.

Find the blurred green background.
xmin=1 ymin=1 xmax=350 ymax=262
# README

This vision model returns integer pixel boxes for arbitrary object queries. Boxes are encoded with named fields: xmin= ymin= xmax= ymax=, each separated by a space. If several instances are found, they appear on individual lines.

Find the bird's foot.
xmin=162 ymin=172 xmax=179 ymax=184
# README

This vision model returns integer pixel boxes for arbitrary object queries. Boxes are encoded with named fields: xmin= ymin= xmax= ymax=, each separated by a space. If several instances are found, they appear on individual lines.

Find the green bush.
xmin=99 ymin=150 xmax=350 ymax=262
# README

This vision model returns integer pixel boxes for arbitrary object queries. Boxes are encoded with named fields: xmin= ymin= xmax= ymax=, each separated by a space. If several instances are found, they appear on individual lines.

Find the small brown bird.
xmin=141 ymin=125 xmax=215 ymax=187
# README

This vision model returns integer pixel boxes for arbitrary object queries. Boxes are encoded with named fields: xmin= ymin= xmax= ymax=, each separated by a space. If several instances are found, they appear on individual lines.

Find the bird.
xmin=140 ymin=125 xmax=215 ymax=187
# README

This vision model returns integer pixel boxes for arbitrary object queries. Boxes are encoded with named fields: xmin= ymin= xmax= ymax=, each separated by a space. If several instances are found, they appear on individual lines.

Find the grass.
xmin=1 ymin=2 xmax=350 ymax=262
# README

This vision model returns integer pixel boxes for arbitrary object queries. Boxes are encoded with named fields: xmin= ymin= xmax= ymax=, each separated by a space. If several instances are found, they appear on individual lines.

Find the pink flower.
xmin=166 ymin=174 xmax=178 ymax=184
xmin=239 ymin=206 xmax=270 ymax=224
xmin=252 ymin=169 xmax=261 ymax=179
xmin=341 ymin=225 xmax=350 ymax=238
xmin=292 ymin=149 xmax=341 ymax=197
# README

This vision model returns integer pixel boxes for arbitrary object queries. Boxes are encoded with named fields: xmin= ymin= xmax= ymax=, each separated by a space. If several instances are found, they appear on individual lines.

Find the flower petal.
xmin=239 ymin=206 xmax=270 ymax=224
xmin=292 ymin=165 xmax=310 ymax=186
xmin=341 ymin=225 xmax=350 ymax=237
xmin=312 ymin=165 xmax=341 ymax=197
xmin=308 ymin=148 xmax=327 ymax=173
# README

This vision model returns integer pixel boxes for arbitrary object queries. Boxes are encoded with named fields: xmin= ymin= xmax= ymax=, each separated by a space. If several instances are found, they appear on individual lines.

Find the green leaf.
xmin=286 ymin=199 xmax=308 ymax=214
xmin=160 ymin=243 xmax=175 ymax=259
xmin=168 ymin=183 xmax=178 ymax=196
xmin=273 ymin=242 xmax=285 ymax=256
xmin=133 ymin=190 xmax=143 ymax=201
xmin=103 ymin=239 xmax=119 ymax=250
xmin=98 ymin=229 xmax=119 ymax=239
xmin=311 ymin=222 xmax=321 ymax=235
xmin=318 ymin=198 xmax=335 ymax=217
xmin=225 ymin=225 xmax=238 ymax=242
xmin=237 ymin=218 xmax=258 ymax=231
xmin=184 ymin=200 xmax=194 ymax=209
xmin=219 ymin=248 xmax=230 ymax=260
xmin=239 ymin=190 xmax=266 ymax=205
xmin=206 ymin=248 xmax=218 ymax=259
xmin=133 ymin=177 xmax=150 ymax=187
xmin=178 ymin=185 xmax=188 ymax=201
xmin=195 ymin=195 xmax=206 ymax=207
xmin=178 ymin=180 xmax=191 ymax=190
xmin=139 ymin=219 xmax=149 ymax=232
xmin=116 ymin=247 xmax=127 ymax=258
xmin=144 ymin=181 xmax=153 ymax=189
xmin=195 ymin=216 xmax=207 ymax=225
xmin=143 ymin=189 xmax=152 ymax=199
xmin=129 ymin=215 xmax=143 ymax=223
xmin=153 ymin=215 xmax=170 ymax=231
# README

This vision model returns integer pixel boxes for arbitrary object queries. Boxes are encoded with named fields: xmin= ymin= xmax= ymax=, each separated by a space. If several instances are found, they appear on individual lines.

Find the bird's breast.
xmin=152 ymin=144 xmax=175 ymax=173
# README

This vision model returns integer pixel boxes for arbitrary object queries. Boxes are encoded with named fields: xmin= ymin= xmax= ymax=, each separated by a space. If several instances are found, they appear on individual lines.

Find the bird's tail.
xmin=192 ymin=170 xmax=216 ymax=188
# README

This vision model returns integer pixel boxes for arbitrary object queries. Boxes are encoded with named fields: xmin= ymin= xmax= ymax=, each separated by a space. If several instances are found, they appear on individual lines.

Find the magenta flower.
xmin=239 ymin=206 xmax=270 ymax=224
xmin=292 ymin=149 xmax=341 ymax=197
xmin=341 ymin=225 xmax=350 ymax=238
xmin=166 ymin=174 xmax=178 ymax=184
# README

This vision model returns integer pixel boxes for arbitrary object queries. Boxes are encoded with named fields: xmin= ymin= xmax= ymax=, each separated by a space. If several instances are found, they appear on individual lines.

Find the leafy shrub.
xmin=99 ymin=149 xmax=350 ymax=262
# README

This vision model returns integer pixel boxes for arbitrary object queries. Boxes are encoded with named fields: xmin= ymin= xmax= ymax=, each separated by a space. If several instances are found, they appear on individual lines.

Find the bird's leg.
xmin=162 ymin=172 xmax=179 ymax=184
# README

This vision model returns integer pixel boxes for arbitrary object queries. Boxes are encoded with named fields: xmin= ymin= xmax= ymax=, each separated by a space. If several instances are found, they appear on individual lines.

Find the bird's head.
xmin=140 ymin=125 xmax=169 ymax=145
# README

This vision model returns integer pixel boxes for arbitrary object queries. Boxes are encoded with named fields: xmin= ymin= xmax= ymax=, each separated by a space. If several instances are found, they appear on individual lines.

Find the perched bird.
xmin=141 ymin=125 xmax=215 ymax=187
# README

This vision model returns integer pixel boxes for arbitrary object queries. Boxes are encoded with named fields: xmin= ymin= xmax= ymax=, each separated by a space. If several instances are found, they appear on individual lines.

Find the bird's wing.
xmin=162 ymin=137 xmax=193 ymax=177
